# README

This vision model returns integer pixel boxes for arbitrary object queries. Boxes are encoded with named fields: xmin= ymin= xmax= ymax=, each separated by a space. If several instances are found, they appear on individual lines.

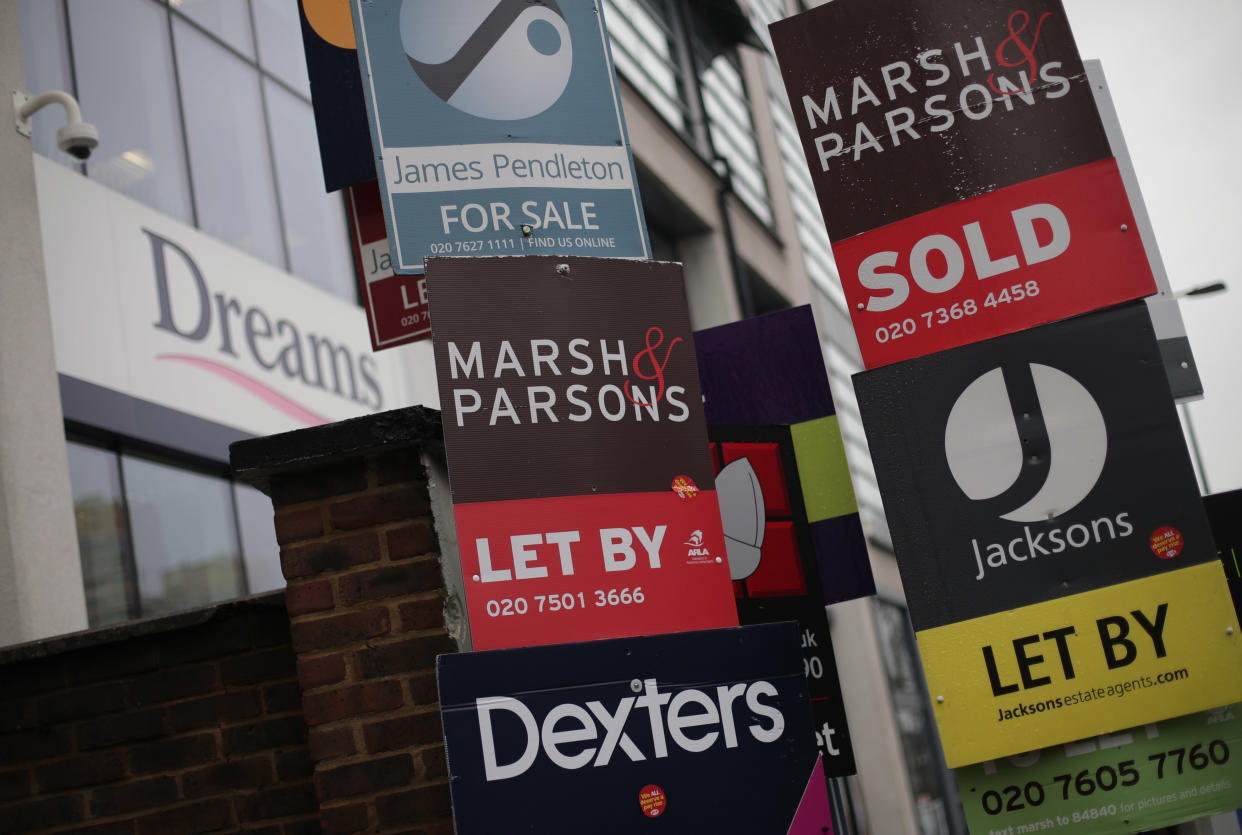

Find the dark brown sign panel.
xmin=852 ymin=302 xmax=1214 ymax=631
xmin=425 ymin=256 xmax=737 ymax=650
xmin=770 ymin=0 xmax=1109 ymax=240
xmin=769 ymin=0 xmax=1156 ymax=367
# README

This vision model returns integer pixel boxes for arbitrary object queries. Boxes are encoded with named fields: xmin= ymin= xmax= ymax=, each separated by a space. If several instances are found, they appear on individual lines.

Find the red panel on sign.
xmin=347 ymin=181 xmax=431 ymax=351
xmin=455 ymin=491 xmax=738 ymax=650
xmin=721 ymin=442 xmax=791 ymax=515
xmin=834 ymin=159 xmax=1157 ymax=367
xmin=746 ymin=521 xmax=805 ymax=597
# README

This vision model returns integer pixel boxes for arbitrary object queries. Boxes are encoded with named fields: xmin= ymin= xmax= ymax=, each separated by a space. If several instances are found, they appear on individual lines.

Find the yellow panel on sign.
xmin=918 ymin=561 xmax=1242 ymax=768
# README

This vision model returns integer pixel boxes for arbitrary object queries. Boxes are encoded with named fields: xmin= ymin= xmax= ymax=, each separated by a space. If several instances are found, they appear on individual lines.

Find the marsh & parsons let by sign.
xmin=425 ymin=256 xmax=737 ymax=651
xmin=351 ymin=0 xmax=649 ymax=273
xmin=769 ymin=0 xmax=1155 ymax=368
xmin=853 ymin=304 xmax=1242 ymax=766
xmin=436 ymin=623 xmax=828 ymax=834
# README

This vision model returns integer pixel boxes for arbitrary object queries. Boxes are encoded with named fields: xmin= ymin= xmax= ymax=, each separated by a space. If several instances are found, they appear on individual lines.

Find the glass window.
xmin=252 ymin=0 xmax=312 ymax=98
xmin=121 ymin=454 xmax=246 ymax=618
xmin=174 ymin=16 xmax=285 ymax=267
xmin=18 ymin=0 xmax=79 ymax=167
xmin=175 ymin=0 xmax=256 ymax=58
xmin=604 ymin=0 xmax=690 ymax=131
xmin=234 ymin=482 xmax=284 ymax=594
xmin=263 ymin=78 xmax=355 ymax=300
xmin=66 ymin=441 xmax=134 ymax=627
xmin=67 ymin=0 xmax=193 ymax=223
xmin=873 ymin=600 xmax=966 ymax=835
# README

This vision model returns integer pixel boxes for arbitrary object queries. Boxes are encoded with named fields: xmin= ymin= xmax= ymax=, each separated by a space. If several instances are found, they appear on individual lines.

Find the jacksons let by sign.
xmin=769 ymin=0 xmax=1155 ymax=367
xmin=853 ymin=305 xmax=1242 ymax=765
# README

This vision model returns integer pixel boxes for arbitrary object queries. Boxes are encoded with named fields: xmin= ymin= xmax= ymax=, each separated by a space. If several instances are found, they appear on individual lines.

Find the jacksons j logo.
xmin=400 ymin=0 xmax=572 ymax=121
xmin=944 ymin=361 xmax=1134 ymax=581
xmin=854 ymin=304 xmax=1220 ymax=634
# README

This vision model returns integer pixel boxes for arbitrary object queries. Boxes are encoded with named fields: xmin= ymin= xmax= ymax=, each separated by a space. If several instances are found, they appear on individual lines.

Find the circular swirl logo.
xmin=944 ymin=363 xmax=1107 ymax=523
xmin=399 ymin=0 xmax=573 ymax=121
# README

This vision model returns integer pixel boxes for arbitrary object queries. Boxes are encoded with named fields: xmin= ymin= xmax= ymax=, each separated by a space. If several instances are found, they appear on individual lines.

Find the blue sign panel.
xmin=351 ymin=0 xmax=650 ymax=273
xmin=437 ymin=623 xmax=828 ymax=833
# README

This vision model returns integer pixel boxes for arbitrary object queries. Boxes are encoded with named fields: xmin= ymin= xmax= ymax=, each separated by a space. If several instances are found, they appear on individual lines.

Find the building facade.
xmin=4 ymin=0 xmax=966 ymax=831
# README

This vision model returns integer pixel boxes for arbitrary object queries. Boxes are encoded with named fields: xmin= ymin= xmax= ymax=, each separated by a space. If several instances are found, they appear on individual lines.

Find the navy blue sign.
xmin=351 ymin=0 xmax=649 ymax=273
xmin=299 ymin=0 xmax=375 ymax=192
xmin=437 ymin=623 xmax=822 ymax=833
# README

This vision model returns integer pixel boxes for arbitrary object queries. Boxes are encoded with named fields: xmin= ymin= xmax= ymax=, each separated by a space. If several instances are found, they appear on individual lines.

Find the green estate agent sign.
xmin=350 ymin=0 xmax=649 ymax=273
xmin=956 ymin=704 xmax=1242 ymax=834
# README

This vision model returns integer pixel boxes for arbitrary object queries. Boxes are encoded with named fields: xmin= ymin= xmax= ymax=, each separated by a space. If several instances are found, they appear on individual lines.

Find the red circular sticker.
xmin=639 ymin=784 xmax=667 ymax=818
xmin=1150 ymin=526 xmax=1184 ymax=560
xmin=671 ymin=475 xmax=699 ymax=500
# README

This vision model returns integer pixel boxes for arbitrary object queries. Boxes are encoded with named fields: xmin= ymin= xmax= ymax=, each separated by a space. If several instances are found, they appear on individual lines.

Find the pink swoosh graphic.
xmin=157 ymin=354 xmax=329 ymax=427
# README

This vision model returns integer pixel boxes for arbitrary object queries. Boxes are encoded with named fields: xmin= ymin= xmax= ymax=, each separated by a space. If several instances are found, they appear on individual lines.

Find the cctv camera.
xmin=57 ymin=121 xmax=99 ymax=160
xmin=14 ymin=89 xmax=99 ymax=161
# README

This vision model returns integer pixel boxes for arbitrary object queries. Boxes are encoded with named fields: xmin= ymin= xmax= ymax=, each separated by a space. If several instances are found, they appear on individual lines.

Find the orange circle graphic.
xmin=303 ymin=0 xmax=356 ymax=50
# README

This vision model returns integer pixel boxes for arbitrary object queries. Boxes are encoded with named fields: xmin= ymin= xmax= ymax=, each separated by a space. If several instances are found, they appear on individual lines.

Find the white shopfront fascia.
xmin=35 ymin=156 xmax=440 ymax=442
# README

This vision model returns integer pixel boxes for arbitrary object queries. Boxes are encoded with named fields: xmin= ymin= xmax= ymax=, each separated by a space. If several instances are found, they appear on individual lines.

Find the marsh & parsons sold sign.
xmin=426 ymin=256 xmax=737 ymax=651
xmin=853 ymin=304 xmax=1242 ymax=766
xmin=769 ymin=0 xmax=1156 ymax=367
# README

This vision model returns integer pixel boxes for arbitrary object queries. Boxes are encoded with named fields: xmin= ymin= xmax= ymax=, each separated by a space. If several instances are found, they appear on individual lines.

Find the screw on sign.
xmin=1151 ymin=526 xmax=1184 ymax=560
xmin=639 ymin=785 xmax=667 ymax=818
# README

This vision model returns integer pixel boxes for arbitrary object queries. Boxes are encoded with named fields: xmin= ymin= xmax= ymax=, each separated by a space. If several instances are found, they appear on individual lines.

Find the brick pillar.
xmin=231 ymin=406 xmax=461 ymax=835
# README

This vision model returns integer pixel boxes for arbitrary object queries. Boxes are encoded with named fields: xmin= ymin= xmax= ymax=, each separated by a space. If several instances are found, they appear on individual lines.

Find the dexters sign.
xmin=351 ymin=0 xmax=649 ymax=273
xmin=437 ymin=623 xmax=831 ymax=834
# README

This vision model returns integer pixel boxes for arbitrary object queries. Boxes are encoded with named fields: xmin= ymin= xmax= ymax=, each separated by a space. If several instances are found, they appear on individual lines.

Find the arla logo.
xmin=945 ymin=363 xmax=1106 ymax=523
xmin=685 ymin=530 xmax=704 ymax=548
xmin=476 ymin=678 xmax=785 ymax=782
xmin=400 ymin=0 xmax=572 ymax=121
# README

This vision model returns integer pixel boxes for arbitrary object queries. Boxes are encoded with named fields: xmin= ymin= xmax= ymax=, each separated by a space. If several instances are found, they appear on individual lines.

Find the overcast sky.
xmin=1062 ymin=0 xmax=1242 ymax=495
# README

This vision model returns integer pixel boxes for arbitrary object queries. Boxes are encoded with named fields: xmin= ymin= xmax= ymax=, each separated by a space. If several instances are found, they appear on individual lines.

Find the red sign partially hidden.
xmin=346 ymin=180 xmax=430 ymax=351
xmin=834 ymin=160 xmax=1155 ymax=367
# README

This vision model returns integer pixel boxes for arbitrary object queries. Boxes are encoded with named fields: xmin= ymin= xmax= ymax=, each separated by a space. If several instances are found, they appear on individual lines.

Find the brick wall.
xmin=0 ymin=406 xmax=459 ymax=835
xmin=0 ymin=597 xmax=318 ymax=835
xmin=264 ymin=447 xmax=455 ymax=834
